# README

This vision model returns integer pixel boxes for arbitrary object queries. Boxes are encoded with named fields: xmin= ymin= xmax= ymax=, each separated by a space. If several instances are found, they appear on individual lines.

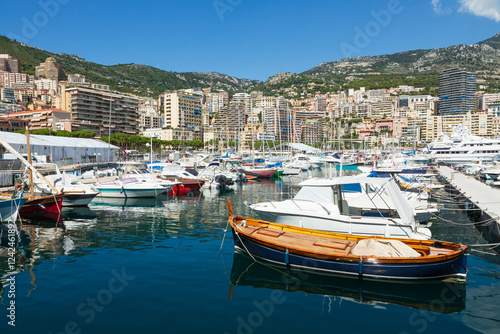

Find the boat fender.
xmin=358 ymin=257 xmax=363 ymax=277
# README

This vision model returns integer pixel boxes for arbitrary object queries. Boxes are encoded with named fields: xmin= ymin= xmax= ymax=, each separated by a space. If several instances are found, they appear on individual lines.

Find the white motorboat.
xmin=95 ymin=177 xmax=166 ymax=198
xmin=247 ymin=176 xmax=432 ymax=240
xmin=482 ymin=162 xmax=500 ymax=181
xmin=32 ymin=163 xmax=99 ymax=206
xmin=288 ymin=154 xmax=312 ymax=171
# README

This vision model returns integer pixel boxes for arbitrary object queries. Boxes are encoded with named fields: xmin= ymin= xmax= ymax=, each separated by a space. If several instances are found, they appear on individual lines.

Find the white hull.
xmin=63 ymin=192 xmax=99 ymax=206
xmin=252 ymin=208 xmax=431 ymax=240
xmin=96 ymin=188 xmax=163 ymax=198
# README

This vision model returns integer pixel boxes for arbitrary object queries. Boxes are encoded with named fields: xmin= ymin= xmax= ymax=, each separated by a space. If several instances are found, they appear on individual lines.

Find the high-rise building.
xmin=232 ymin=93 xmax=251 ymax=115
xmin=162 ymin=90 xmax=203 ymax=141
xmin=438 ymin=68 xmax=476 ymax=115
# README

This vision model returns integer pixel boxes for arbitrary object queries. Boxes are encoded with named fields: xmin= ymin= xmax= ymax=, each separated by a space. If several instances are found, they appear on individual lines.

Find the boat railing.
xmin=290 ymin=199 xmax=331 ymax=215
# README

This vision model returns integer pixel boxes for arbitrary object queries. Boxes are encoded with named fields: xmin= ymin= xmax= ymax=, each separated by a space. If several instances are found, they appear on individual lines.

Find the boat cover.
xmin=351 ymin=238 xmax=421 ymax=258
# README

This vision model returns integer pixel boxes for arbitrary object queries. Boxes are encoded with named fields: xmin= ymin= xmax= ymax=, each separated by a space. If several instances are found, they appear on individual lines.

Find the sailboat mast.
xmin=26 ymin=129 xmax=34 ymax=199
xmin=251 ymin=103 xmax=255 ymax=165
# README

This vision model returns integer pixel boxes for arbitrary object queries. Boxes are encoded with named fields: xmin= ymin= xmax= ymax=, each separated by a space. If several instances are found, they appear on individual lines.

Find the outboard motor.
xmin=214 ymin=175 xmax=234 ymax=190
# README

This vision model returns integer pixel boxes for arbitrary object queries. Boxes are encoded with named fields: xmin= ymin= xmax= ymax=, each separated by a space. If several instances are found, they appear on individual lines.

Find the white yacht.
xmin=246 ymin=176 xmax=432 ymax=240
xmin=428 ymin=124 xmax=500 ymax=164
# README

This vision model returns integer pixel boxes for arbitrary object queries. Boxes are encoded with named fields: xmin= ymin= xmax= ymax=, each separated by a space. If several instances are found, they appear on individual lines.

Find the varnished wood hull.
xmin=229 ymin=213 xmax=468 ymax=280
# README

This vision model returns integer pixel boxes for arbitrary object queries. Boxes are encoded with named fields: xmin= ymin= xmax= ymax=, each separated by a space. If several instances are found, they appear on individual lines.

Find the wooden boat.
xmin=228 ymin=201 xmax=468 ymax=280
xmin=20 ymin=193 xmax=63 ymax=214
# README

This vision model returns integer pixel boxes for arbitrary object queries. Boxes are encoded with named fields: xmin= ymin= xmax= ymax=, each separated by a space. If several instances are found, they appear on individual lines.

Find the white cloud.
xmin=458 ymin=0 xmax=500 ymax=22
xmin=431 ymin=0 xmax=452 ymax=15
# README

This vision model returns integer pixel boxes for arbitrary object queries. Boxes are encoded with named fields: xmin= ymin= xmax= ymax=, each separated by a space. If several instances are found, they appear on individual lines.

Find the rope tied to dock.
xmin=429 ymin=212 xmax=500 ymax=226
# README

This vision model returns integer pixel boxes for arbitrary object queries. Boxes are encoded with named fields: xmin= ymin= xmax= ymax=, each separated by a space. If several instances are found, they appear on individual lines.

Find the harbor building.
xmin=0 ymin=131 xmax=120 ymax=165
xmin=161 ymin=90 xmax=203 ymax=141
xmin=61 ymin=87 xmax=140 ymax=136
xmin=438 ymin=68 xmax=476 ymax=115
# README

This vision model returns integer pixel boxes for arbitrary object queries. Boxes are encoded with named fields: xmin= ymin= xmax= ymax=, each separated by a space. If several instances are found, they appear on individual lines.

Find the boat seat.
xmin=257 ymin=228 xmax=285 ymax=238
xmin=313 ymin=239 xmax=352 ymax=251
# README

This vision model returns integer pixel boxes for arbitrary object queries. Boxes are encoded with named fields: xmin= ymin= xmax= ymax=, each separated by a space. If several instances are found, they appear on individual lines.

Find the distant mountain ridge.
xmin=253 ymin=33 xmax=500 ymax=95
xmin=0 ymin=35 xmax=261 ymax=96
xmin=1 ymin=33 xmax=500 ymax=97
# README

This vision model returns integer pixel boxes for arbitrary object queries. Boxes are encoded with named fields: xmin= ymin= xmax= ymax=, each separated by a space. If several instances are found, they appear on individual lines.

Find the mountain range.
xmin=1 ymin=33 xmax=500 ymax=97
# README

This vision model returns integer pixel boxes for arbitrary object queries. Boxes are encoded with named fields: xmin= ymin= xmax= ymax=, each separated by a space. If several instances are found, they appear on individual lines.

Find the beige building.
xmin=36 ymin=57 xmax=67 ymax=81
xmin=301 ymin=118 xmax=324 ymax=145
xmin=371 ymin=100 xmax=395 ymax=119
xmin=0 ymin=54 xmax=20 ymax=73
xmin=421 ymin=111 xmax=494 ymax=141
xmin=161 ymin=90 xmax=203 ymax=141
xmin=3 ymin=108 xmax=70 ymax=131
xmin=62 ymin=87 xmax=140 ymax=136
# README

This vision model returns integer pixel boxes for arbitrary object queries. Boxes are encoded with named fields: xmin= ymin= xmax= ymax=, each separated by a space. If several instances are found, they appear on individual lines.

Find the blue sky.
xmin=1 ymin=0 xmax=499 ymax=81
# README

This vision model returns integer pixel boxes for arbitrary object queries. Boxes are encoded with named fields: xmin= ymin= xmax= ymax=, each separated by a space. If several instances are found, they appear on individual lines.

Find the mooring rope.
xmin=429 ymin=212 xmax=499 ymax=226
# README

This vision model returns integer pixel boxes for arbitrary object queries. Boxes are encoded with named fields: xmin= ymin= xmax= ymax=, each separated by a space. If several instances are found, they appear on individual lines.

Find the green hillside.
xmin=0 ymin=35 xmax=260 ymax=97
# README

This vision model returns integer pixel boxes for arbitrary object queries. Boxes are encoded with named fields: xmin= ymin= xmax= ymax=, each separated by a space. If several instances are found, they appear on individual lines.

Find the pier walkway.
xmin=436 ymin=166 xmax=500 ymax=242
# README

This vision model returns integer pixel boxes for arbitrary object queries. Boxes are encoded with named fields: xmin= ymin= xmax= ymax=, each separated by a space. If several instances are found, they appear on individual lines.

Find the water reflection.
xmin=229 ymin=252 xmax=466 ymax=314
xmin=91 ymin=196 xmax=170 ymax=209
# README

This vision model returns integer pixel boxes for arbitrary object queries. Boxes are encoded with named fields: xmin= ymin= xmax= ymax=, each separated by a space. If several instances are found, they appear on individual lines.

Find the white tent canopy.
xmin=0 ymin=132 xmax=119 ymax=165
xmin=272 ymin=143 xmax=321 ymax=154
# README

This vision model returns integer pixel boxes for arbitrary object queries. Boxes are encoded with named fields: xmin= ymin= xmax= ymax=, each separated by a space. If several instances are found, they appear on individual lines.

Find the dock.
xmin=436 ymin=166 xmax=500 ymax=242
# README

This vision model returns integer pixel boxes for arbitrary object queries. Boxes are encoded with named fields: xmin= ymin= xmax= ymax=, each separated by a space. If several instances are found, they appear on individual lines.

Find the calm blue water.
xmin=1 ymin=171 xmax=500 ymax=334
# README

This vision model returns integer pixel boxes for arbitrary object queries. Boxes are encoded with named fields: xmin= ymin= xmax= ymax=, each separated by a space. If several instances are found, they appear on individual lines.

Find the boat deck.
xmin=249 ymin=225 xmax=355 ymax=256
xmin=239 ymin=221 xmax=457 ymax=258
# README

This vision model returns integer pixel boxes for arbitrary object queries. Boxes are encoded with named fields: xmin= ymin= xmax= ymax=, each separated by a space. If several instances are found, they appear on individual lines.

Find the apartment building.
xmin=63 ymin=87 xmax=140 ymax=136
xmin=371 ymin=100 xmax=395 ymax=119
xmin=0 ymin=116 xmax=28 ymax=132
xmin=301 ymin=119 xmax=324 ymax=145
xmin=0 ymin=54 xmax=20 ymax=73
xmin=161 ymin=90 xmax=203 ymax=141
xmin=1 ymin=87 xmax=16 ymax=103
xmin=232 ymin=93 xmax=251 ymax=115
xmin=212 ymin=102 xmax=246 ymax=133
xmin=422 ymin=112 xmax=493 ymax=141
xmin=1 ymin=108 xmax=70 ymax=131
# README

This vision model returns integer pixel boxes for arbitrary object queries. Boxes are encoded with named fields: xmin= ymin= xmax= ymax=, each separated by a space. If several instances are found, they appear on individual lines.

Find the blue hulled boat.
xmin=228 ymin=201 xmax=467 ymax=281
xmin=0 ymin=192 xmax=27 ymax=223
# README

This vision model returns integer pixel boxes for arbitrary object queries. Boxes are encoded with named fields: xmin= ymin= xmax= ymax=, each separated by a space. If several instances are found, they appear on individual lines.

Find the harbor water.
xmin=1 ymin=169 xmax=500 ymax=334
